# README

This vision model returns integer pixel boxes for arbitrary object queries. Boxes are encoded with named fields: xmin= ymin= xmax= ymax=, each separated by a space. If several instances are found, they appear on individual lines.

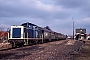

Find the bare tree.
xmin=0 ymin=25 xmax=5 ymax=32
xmin=6 ymin=28 xmax=10 ymax=32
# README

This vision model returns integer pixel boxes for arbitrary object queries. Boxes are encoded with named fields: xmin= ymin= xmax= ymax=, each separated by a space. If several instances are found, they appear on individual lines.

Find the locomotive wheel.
xmin=38 ymin=40 xmax=43 ymax=44
xmin=18 ymin=43 xmax=24 ymax=47
xmin=28 ymin=41 xmax=32 ymax=46
xmin=12 ymin=42 xmax=17 ymax=48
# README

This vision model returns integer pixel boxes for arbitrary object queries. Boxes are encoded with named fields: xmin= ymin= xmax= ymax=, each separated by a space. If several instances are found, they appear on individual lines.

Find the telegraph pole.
xmin=72 ymin=18 xmax=74 ymax=40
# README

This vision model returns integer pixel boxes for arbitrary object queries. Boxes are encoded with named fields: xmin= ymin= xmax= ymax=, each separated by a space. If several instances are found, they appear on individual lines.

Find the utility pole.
xmin=72 ymin=18 xmax=74 ymax=40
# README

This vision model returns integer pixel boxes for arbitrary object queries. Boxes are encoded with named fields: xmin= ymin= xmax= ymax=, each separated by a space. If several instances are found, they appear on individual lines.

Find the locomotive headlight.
xmin=45 ymin=33 xmax=48 ymax=36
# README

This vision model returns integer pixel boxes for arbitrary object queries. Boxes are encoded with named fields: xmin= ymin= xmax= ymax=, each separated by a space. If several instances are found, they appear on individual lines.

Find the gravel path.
xmin=73 ymin=40 xmax=90 ymax=60
xmin=0 ymin=40 xmax=84 ymax=60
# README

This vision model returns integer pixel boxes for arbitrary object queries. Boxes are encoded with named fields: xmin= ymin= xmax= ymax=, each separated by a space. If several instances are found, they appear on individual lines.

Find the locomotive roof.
xmin=21 ymin=22 xmax=37 ymax=26
xmin=21 ymin=22 xmax=64 ymax=34
xmin=44 ymin=26 xmax=52 ymax=31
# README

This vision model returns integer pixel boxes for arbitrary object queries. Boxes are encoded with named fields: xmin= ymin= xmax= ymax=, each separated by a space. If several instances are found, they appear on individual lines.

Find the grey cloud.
xmin=53 ymin=0 xmax=89 ymax=8
xmin=0 ymin=0 xmax=90 ymax=34
xmin=52 ymin=0 xmax=90 ymax=17
xmin=0 ymin=0 xmax=71 ymax=20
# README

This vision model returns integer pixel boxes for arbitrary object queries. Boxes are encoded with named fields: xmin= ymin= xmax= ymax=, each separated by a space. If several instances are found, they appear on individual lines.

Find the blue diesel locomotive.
xmin=8 ymin=22 xmax=66 ymax=47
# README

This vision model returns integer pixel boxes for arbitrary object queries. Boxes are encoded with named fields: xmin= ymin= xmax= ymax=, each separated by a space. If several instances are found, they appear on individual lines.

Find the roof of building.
xmin=0 ymin=31 xmax=8 ymax=38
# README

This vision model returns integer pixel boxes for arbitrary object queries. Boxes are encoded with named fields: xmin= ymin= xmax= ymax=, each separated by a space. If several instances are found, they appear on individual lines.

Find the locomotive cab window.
xmin=12 ymin=28 xmax=21 ymax=38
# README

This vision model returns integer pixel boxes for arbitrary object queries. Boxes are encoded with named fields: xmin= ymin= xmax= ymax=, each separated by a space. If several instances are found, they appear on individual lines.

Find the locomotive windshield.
xmin=12 ymin=28 xmax=21 ymax=38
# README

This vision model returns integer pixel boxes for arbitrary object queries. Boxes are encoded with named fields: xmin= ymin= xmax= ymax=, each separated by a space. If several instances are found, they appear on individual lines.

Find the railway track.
xmin=0 ymin=40 xmax=84 ymax=60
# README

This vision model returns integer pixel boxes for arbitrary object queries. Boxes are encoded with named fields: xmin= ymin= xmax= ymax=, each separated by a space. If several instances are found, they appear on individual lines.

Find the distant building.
xmin=87 ymin=34 xmax=90 ymax=40
xmin=76 ymin=28 xmax=86 ymax=34
xmin=0 ymin=31 xmax=8 ymax=40
xmin=75 ymin=28 xmax=86 ymax=40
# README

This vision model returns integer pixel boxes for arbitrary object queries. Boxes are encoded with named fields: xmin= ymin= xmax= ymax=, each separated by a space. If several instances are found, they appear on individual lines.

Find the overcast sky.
xmin=0 ymin=0 xmax=90 ymax=35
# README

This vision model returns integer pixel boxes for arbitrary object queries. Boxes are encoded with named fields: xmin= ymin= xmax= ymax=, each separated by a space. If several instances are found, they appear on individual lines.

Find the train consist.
xmin=8 ymin=22 xmax=66 ymax=47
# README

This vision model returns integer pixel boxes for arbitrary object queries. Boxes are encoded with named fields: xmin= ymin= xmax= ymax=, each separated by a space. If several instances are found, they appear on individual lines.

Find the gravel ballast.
xmin=0 ymin=40 xmax=84 ymax=60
